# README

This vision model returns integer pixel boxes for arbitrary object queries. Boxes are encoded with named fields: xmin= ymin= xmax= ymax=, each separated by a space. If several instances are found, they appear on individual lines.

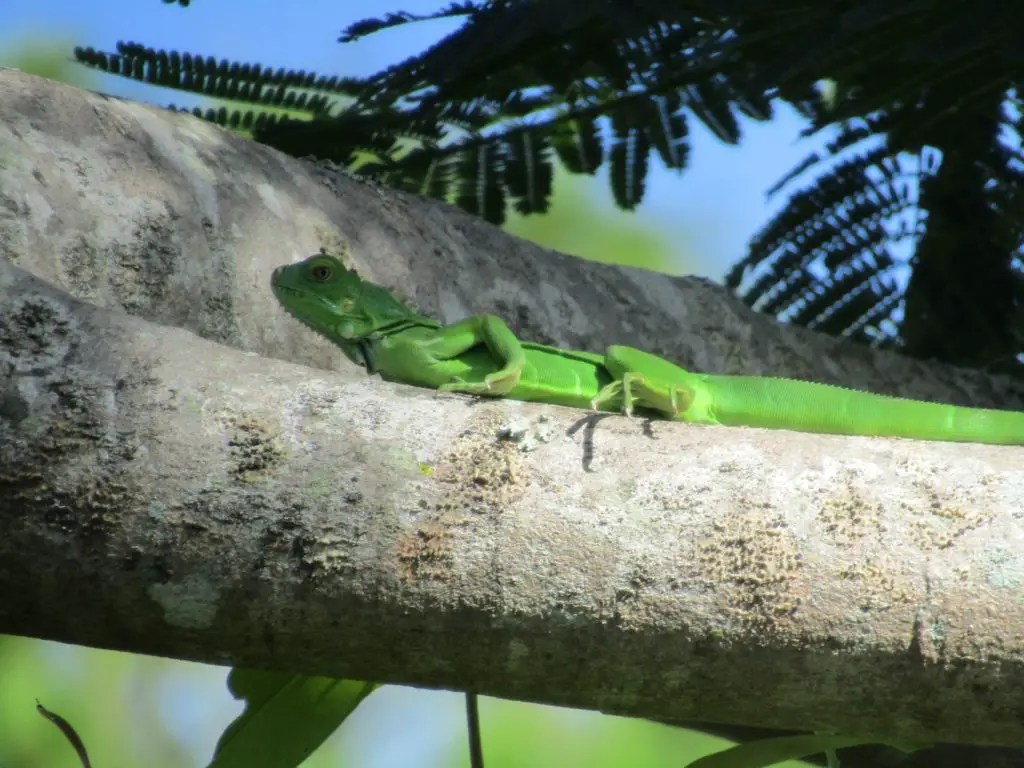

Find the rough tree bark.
xmin=3 ymin=67 xmax=1024 ymax=759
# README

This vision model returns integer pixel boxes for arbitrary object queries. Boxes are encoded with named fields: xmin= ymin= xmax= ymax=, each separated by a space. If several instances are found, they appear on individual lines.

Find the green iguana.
xmin=242 ymin=252 xmax=941 ymax=766
xmin=271 ymin=252 xmax=1024 ymax=445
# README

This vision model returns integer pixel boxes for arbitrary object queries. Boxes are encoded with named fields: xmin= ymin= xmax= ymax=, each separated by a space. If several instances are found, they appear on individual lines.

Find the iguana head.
xmin=271 ymin=253 xmax=415 ymax=342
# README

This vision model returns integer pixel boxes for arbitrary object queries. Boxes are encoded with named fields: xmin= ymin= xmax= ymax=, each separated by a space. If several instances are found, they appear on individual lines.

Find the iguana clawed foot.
xmin=591 ymin=381 xmax=624 ymax=415
xmin=591 ymin=373 xmax=647 ymax=417
xmin=439 ymin=367 xmax=522 ymax=396
xmin=592 ymin=373 xmax=694 ymax=419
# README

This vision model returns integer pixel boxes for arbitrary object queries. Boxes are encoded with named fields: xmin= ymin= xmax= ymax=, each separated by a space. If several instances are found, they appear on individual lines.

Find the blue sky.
xmin=2 ymin=0 xmax=828 ymax=280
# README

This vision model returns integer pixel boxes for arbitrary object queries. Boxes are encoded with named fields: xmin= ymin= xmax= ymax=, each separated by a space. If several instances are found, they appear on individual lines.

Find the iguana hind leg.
xmin=592 ymin=345 xmax=698 ymax=419
xmin=430 ymin=315 xmax=526 ymax=396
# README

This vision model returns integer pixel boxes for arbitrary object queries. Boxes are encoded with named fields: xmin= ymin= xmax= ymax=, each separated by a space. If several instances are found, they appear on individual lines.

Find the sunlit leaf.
xmin=685 ymin=733 xmax=924 ymax=768
xmin=208 ymin=668 xmax=376 ymax=768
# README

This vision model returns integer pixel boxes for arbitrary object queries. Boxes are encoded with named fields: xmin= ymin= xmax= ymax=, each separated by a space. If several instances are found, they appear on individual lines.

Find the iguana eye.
xmin=311 ymin=264 xmax=333 ymax=281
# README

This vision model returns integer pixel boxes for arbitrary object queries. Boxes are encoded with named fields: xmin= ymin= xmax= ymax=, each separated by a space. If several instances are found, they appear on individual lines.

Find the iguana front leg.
xmin=417 ymin=315 xmax=526 ymax=395
xmin=592 ymin=345 xmax=702 ymax=419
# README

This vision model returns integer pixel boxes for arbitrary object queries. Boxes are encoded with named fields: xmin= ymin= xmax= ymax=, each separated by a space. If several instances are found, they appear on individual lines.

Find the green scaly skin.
xmin=271 ymin=253 xmax=1024 ymax=445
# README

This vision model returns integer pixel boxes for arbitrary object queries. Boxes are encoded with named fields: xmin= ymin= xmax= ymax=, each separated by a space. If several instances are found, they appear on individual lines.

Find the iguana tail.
xmin=695 ymin=375 xmax=1024 ymax=445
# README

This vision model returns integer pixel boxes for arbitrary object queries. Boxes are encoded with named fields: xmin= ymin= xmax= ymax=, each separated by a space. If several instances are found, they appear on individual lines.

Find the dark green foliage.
xmin=609 ymin=106 xmax=651 ymax=210
xmin=340 ymin=3 xmax=477 ymax=44
xmin=504 ymin=130 xmax=554 ymax=215
xmin=551 ymin=117 xmax=602 ymax=175
xmin=82 ymin=0 xmax=1024 ymax=369
xmin=454 ymin=141 xmax=508 ymax=224
xmin=727 ymin=137 xmax=915 ymax=348
xmin=211 ymin=669 xmax=376 ymax=768
xmin=76 ymin=2 xmax=773 ymax=225
xmin=729 ymin=77 xmax=1024 ymax=369
xmin=74 ymin=41 xmax=360 ymax=115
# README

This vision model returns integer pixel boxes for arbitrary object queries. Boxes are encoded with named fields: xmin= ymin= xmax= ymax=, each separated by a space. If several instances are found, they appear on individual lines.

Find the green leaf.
xmin=36 ymin=700 xmax=92 ymax=768
xmin=551 ymin=117 xmax=602 ymax=175
xmin=684 ymin=733 xmax=925 ymax=768
xmin=645 ymin=93 xmax=689 ymax=171
xmin=609 ymin=107 xmax=650 ymax=209
xmin=505 ymin=131 xmax=554 ymax=215
xmin=454 ymin=143 xmax=507 ymax=225
xmin=208 ymin=668 xmax=377 ymax=768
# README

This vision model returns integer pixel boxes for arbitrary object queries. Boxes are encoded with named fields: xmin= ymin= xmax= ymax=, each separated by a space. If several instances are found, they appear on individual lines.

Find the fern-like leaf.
xmin=609 ymin=106 xmax=651 ymax=209
xmin=646 ymin=93 xmax=689 ymax=170
xmin=340 ymin=2 xmax=478 ymax=44
xmin=551 ymin=116 xmax=603 ymax=174
xmin=74 ymin=42 xmax=361 ymax=112
xmin=504 ymin=130 xmax=555 ymax=214
xmin=454 ymin=141 xmax=508 ymax=224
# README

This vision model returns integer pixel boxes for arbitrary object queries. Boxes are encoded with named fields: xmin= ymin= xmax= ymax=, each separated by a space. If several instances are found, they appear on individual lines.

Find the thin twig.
xmin=465 ymin=691 xmax=484 ymax=768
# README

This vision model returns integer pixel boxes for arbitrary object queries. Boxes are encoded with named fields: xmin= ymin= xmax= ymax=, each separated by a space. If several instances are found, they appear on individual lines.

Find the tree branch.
xmin=3 ymin=260 xmax=1024 ymax=747
xmin=3 ymin=67 xmax=1024 ymax=750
